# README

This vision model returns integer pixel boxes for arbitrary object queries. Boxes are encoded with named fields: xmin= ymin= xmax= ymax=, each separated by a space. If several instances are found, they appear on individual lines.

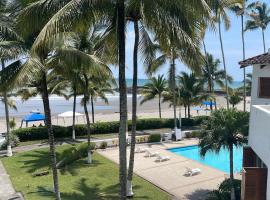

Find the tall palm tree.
xmin=199 ymin=109 xmax=249 ymax=200
xmin=0 ymin=0 xmax=25 ymax=157
xmin=140 ymin=75 xmax=167 ymax=118
xmin=245 ymin=2 xmax=270 ymax=53
xmin=198 ymin=53 xmax=233 ymax=110
xmin=117 ymin=0 xmax=127 ymax=198
xmin=213 ymin=1 xmax=235 ymax=109
xmin=230 ymin=0 xmax=248 ymax=112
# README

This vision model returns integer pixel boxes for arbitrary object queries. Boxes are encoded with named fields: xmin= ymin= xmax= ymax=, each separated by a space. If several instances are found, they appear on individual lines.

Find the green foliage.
xmin=148 ymin=134 xmax=161 ymax=143
xmin=12 ymin=126 xmax=68 ymax=141
xmin=185 ymin=130 xmax=202 ymax=138
xmin=206 ymin=179 xmax=241 ymax=200
xmin=100 ymin=141 xmax=108 ymax=149
xmin=9 ymin=118 xmax=16 ymax=130
xmin=13 ymin=117 xmax=207 ymax=141
xmin=199 ymin=109 xmax=249 ymax=157
xmin=57 ymin=142 xmax=96 ymax=168
xmin=0 ymin=134 xmax=20 ymax=150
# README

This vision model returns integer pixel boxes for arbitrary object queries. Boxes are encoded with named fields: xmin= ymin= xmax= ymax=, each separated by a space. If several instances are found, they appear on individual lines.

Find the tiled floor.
xmin=98 ymin=139 xmax=228 ymax=200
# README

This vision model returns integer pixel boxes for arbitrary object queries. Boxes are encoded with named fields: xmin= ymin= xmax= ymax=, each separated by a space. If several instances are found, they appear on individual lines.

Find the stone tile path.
xmin=99 ymin=139 xmax=230 ymax=200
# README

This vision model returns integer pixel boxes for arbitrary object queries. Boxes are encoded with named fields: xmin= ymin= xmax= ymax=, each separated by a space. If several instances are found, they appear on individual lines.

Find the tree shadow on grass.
xmin=19 ymin=149 xmax=101 ymax=176
xmin=184 ymin=189 xmax=211 ymax=200
xmin=30 ymin=179 xmax=150 ymax=200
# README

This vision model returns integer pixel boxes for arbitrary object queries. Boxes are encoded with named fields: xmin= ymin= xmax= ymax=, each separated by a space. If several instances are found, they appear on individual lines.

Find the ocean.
xmin=0 ymin=79 xmax=243 ymax=118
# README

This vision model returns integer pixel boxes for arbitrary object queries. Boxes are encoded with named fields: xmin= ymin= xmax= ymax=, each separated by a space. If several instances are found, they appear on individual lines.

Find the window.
xmin=259 ymin=77 xmax=270 ymax=98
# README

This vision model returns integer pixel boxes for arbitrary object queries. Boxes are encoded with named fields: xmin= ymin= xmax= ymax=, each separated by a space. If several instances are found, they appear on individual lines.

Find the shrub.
xmin=191 ymin=130 xmax=202 ymax=138
xmin=206 ymin=179 xmax=241 ymax=200
xmin=57 ymin=142 xmax=96 ymax=168
xmin=0 ymin=134 xmax=20 ymax=150
xmin=13 ymin=117 xmax=207 ymax=141
xmin=100 ymin=141 xmax=108 ymax=149
xmin=12 ymin=126 xmax=68 ymax=141
xmin=148 ymin=134 xmax=161 ymax=143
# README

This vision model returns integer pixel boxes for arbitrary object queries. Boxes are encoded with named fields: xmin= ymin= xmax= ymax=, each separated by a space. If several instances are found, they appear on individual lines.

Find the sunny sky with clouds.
xmin=111 ymin=0 xmax=270 ymax=81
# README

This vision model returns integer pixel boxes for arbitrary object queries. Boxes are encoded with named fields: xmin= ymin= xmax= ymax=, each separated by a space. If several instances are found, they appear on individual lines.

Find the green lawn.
xmin=1 ymin=145 xmax=171 ymax=200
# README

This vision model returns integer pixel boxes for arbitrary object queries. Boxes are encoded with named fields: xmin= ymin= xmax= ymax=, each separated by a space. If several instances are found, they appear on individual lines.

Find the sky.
xmin=110 ymin=0 xmax=270 ymax=81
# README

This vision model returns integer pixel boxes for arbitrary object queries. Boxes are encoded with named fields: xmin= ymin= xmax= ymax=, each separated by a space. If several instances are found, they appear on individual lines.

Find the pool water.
xmin=168 ymin=145 xmax=243 ymax=173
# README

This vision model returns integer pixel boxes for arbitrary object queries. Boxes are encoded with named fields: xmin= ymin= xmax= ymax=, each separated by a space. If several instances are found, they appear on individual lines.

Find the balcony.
xmin=249 ymin=105 xmax=270 ymax=166
xmin=241 ymin=147 xmax=268 ymax=200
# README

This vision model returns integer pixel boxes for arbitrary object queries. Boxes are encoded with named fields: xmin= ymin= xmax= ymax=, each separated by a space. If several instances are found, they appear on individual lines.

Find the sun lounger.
xmin=144 ymin=150 xmax=159 ymax=157
xmin=155 ymin=154 xmax=170 ymax=162
xmin=135 ymin=147 xmax=148 ymax=153
xmin=184 ymin=167 xmax=201 ymax=176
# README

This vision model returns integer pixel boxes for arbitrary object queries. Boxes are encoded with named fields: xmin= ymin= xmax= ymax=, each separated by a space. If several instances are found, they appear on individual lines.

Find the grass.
xmin=1 ymin=145 xmax=171 ymax=200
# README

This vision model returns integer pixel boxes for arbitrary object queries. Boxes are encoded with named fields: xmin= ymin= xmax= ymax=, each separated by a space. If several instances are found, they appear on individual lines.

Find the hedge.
xmin=13 ymin=117 xmax=209 ymax=141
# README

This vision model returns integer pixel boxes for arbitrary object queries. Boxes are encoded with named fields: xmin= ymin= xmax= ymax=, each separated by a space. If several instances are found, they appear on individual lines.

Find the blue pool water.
xmin=168 ymin=145 xmax=243 ymax=173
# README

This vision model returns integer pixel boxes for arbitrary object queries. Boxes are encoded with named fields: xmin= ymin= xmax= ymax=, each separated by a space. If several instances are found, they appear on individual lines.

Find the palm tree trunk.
xmin=241 ymin=15 xmax=246 ymax=112
xmin=72 ymin=85 xmax=77 ymax=140
xmin=127 ymin=19 xmax=139 ymax=197
xmin=1 ymin=60 xmax=12 ymax=157
xmin=171 ymin=54 xmax=177 ymax=129
xmin=188 ymin=105 xmax=191 ymax=119
xmin=179 ymin=107 xmax=182 ymax=129
xmin=184 ymin=106 xmax=187 ymax=118
xmin=229 ymin=145 xmax=236 ymax=200
xmin=202 ymin=41 xmax=213 ymax=111
xmin=83 ymin=74 xmax=92 ymax=164
xmin=41 ymin=71 xmax=61 ymax=200
xmin=158 ymin=94 xmax=162 ymax=118
xmin=117 ymin=0 xmax=127 ymax=198
xmin=262 ymin=28 xmax=266 ymax=53
xmin=218 ymin=14 xmax=229 ymax=109
xmin=90 ymin=95 xmax=95 ymax=123
xmin=83 ymin=96 xmax=92 ymax=164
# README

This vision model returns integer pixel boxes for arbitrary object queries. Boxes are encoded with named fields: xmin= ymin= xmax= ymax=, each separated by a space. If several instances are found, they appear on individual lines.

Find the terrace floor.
xmin=98 ymin=139 xmax=232 ymax=200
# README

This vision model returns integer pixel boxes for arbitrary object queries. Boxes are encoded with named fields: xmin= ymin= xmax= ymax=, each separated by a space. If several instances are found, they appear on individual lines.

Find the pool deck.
xmin=98 ymin=139 xmax=239 ymax=200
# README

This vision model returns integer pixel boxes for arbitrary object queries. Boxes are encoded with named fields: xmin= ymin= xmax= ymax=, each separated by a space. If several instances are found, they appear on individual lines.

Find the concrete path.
xmin=0 ymin=161 xmax=23 ymax=200
xmin=98 ymin=139 xmax=229 ymax=200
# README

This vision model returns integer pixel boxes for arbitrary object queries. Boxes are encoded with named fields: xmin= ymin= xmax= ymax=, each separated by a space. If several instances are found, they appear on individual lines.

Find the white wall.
xmin=251 ymin=65 xmax=270 ymax=106
xmin=249 ymin=105 xmax=270 ymax=200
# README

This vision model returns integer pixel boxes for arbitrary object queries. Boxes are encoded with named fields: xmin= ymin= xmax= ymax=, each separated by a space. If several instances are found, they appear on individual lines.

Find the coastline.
xmin=0 ymin=95 xmax=251 ymax=133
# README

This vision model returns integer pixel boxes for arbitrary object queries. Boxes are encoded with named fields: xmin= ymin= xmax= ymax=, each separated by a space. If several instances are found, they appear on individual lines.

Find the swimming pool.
xmin=168 ymin=145 xmax=243 ymax=173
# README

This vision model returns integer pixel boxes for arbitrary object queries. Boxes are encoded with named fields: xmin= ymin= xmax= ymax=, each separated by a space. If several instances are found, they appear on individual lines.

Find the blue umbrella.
xmin=202 ymin=101 xmax=216 ymax=106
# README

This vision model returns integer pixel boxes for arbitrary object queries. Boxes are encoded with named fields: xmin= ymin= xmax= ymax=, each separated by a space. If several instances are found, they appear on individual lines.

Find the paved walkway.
xmin=99 ymin=139 xmax=229 ymax=200
xmin=0 ymin=161 xmax=23 ymax=200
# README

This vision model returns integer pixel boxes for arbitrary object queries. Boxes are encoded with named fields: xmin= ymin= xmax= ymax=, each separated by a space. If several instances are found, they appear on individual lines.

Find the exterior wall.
xmin=249 ymin=105 xmax=270 ymax=199
xmin=251 ymin=65 xmax=270 ymax=105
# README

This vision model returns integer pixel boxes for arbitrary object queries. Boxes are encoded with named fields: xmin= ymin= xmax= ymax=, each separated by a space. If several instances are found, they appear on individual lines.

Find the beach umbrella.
xmin=202 ymin=101 xmax=216 ymax=106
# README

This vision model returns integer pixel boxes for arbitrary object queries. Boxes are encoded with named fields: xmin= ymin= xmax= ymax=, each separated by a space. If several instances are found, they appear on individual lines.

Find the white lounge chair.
xmin=144 ymin=150 xmax=159 ymax=157
xmin=135 ymin=147 xmax=147 ymax=153
xmin=184 ymin=167 xmax=201 ymax=176
xmin=155 ymin=154 xmax=170 ymax=162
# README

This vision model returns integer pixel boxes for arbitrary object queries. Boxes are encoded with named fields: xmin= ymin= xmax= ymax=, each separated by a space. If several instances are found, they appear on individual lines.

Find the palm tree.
xmin=199 ymin=109 xmax=249 ymax=200
xmin=140 ymin=75 xmax=167 ymax=118
xmin=0 ymin=0 xmax=25 ymax=157
xmin=230 ymin=0 xmax=248 ymax=112
xmin=88 ymin=79 xmax=114 ymax=123
xmin=198 ymin=53 xmax=233 ymax=110
xmin=117 ymin=0 xmax=127 ymax=198
xmin=177 ymin=72 xmax=208 ymax=118
xmin=245 ymin=2 xmax=270 ymax=53
xmin=213 ymin=1 xmax=237 ymax=109
xmin=228 ymin=88 xmax=243 ymax=108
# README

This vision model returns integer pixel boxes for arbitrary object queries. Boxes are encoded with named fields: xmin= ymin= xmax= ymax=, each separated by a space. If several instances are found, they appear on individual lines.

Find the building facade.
xmin=240 ymin=52 xmax=270 ymax=200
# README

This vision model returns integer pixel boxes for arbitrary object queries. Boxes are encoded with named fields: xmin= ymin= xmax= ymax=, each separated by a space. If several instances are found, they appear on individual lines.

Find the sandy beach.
xmin=0 ymin=95 xmax=251 ymax=133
